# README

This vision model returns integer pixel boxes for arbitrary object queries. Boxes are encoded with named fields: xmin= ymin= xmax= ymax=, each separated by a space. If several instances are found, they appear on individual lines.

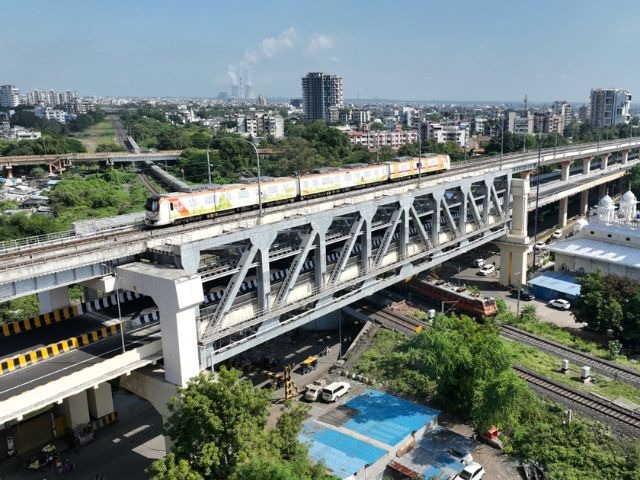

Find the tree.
xmin=627 ymin=164 xmax=640 ymax=197
xmin=519 ymin=304 xmax=538 ymax=323
xmin=153 ymin=367 xmax=330 ymax=480
xmin=471 ymin=369 xmax=538 ymax=435
xmin=148 ymin=454 xmax=203 ymax=480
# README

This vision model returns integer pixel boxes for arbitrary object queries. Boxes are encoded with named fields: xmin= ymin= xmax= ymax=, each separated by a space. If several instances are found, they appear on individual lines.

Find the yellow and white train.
xmin=144 ymin=154 xmax=450 ymax=227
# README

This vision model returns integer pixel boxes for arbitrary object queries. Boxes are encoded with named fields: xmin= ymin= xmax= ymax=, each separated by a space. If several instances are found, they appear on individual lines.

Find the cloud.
xmin=305 ymin=34 xmax=334 ymax=55
xmin=227 ymin=65 xmax=238 ymax=84
xmin=259 ymin=27 xmax=297 ymax=58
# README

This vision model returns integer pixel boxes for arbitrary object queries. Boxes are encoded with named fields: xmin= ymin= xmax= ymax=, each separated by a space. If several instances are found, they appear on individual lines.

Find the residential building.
xmin=0 ymin=85 xmax=20 ymax=108
xmin=506 ymin=111 xmax=533 ymax=134
xmin=347 ymin=128 xmax=418 ymax=150
xmin=422 ymin=122 xmax=469 ymax=148
xmin=0 ymin=126 xmax=42 ymax=140
xmin=533 ymin=112 xmax=562 ymax=134
xmin=552 ymin=100 xmax=572 ymax=132
xmin=301 ymin=72 xmax=343 ymax=122
xmin=578 ymin=105 xmax=590 ymax=123
xmin=338 ymin=108 xmax=371 ymax=125
xmin=34 ymin=105 xmax=67 ymax=123
xmin=236 ymin=112 xmax=284 ymax=138
xmin=590 ymin=88 xmax=632 ymax=127
xmin=257 ymin=95 xmax=267 ymax=106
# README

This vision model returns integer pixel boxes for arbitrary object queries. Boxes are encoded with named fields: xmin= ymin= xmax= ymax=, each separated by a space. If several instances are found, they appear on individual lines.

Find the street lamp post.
xmin=100 ymin=264 xmax=125 ymax=353
xmin=493 ymin=121 xmax=505 ymax=168
xmin=416 ymin=131 xmax=423 ymax=187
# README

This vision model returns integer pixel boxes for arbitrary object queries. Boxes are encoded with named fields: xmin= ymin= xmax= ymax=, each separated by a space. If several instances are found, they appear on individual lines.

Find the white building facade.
xmin=0 ymin=85 xmax=20 ymax=108
xmin=590 ymin=88 xmax=632 ymax=128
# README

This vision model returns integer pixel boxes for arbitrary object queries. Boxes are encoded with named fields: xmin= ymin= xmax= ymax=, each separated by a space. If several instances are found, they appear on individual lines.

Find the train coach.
xmin=144 ymin=154 xmax=450 ymax=227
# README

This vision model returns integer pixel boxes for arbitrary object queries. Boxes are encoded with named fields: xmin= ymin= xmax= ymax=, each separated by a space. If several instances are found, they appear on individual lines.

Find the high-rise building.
xmin=301 ymin=72 xmax=343 ymax=122
xmin=590 ymin=88 xmax=632 ymax=127
xmin=0 ymin=85 xmax=20 ymax=108
xmin=551 ymin=100 xmax=572 ymax=133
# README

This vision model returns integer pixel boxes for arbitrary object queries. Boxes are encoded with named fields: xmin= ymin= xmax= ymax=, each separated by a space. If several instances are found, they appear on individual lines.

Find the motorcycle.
xmin=26 ymin=444 xmax=56 ymax=470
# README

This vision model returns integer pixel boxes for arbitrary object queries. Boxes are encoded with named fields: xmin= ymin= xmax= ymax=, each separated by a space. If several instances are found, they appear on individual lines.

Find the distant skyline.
xmin=3 ymin=0 xmax=640 ymax=102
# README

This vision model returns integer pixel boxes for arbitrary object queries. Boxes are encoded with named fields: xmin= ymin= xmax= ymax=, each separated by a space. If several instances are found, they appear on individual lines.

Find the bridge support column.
xmin=580 ymin=190 xmax=589 ymax=216
xmin=560 ymin=161 xmax=571 ymax=181
xmin=599 ymin=183 xmax=607 ymax=198
xmin=4 ymin=165 xmax=12 ymax=179
xmin=520 ymin=170 xmax=532 ymax=182
xmin=431 ymin=192 xmax=442 ymax=247
xmin=601 ymin=153 xmax=610 ymax=170
xmin=57 ymin=391 xmax=90 ymax=429
xmin=38 ymin=287 xmax=69 ymax=314
xmin=457 ymin=187 xmax=468 ymax=236
xmin=497 ymin=178 xmax=529 ymax=288
xmin=117 ymin=263 xmax=204 ymax=387
xmin=87 ymin=383 xmax=114 ymax=419
xmin=558 ymin=197 xmax=568 ymax=227
xmin=622 ymin=149 xmax=630 ymax=164
xmin=359 ymin=205 xmax=376 ymax=272
xmin=582 ymin=156 xmax=592 ymax=174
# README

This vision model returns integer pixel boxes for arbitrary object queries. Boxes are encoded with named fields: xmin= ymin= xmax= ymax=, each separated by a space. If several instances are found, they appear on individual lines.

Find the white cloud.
xmin=305 ymin=34 xmax=334 ymax=55
xmin=260 ymin=27 xmax=297 ymax=58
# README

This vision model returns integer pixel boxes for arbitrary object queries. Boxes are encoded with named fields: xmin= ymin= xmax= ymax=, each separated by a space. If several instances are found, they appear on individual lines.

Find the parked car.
xmin=472 ymin=258 xmax=485 ymax=268
xmin=304 ymin=379 xmax=327 ymax=401
xmin=455 ymin=461 xmax=486 ymax=480
xmin=533 ymin=242 xmax=546 ymax=252
xmin=511 ymin=288 xmax=535 ymax=301
xmin=478 ymin=264 xmax=495 ymax=276
xmin=551 ymin=229 xmax=563 ymax=239
xmin=321 ymin=382 xmax=350 ymax=402
xmin=548 ymin=298 xmax=571 ymax=310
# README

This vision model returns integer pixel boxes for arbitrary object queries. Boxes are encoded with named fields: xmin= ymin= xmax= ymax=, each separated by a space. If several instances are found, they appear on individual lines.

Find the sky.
xmin=3 ymin=0 xmax=640 ymax=102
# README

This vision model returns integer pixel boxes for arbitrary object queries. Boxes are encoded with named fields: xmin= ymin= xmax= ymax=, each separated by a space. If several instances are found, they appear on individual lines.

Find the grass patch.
xmin=505 ymin=339 xmax=640 ymax=405
xmin=512 ymin=320 xmax=640 ymax=371
xmin=71 ymin=120 xmax=116 ymax=152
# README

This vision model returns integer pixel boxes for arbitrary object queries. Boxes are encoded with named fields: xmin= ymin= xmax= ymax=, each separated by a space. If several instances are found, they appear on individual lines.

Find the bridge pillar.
xmin=582 ymin=156 xmax=592 ymax=174
xmin=4 ymin=165 xmax=12 ymax=179
xmin=482 ymin=181 xmax=491 ymax=224
xmin=431 ymin=192 xmax=442 ymax=246
xmin=57 ymin=391 xmax=90 ymax=429
xmin=601 ymin=153 xmax=610 ymax=170
xmin=37 ymin=287 xmax=69 ymax=314
xmin=580 ymin=190 xmax=589 ymax=216
xmin=599 ymin=183 xmax=607 ymax=198
xmin=498 ymin=178 xmax=529 ymax=287
xmin=117 ymin=263 xmax=204 ymax=387
xmin=360 ymin=205 xmax=376 ymax=272
xmin=622 ymin=149 xmax=630 ymax=164
xmin=520 ymin=170 xmax=533 ymax=182
xmin=87 ymin=382 xmax=114 ymax=419
xmin=560 ymin=161 xmax=571 ymax=181
xmin=558 ymin=197 xmax=568 ymax=227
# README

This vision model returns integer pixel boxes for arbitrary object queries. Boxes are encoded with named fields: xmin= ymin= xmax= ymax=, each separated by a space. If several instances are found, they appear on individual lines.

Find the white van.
xmin=321 ymin=382 xmax=350 ymax=402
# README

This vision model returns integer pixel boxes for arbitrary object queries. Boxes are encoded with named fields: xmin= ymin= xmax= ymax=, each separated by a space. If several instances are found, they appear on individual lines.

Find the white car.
xmin=551 ymin=229 xmax=563 ymax=239
xmin=548 ymin=298 xmax=571 ymax=310
xmin=533 ymin=242 xmax=546 ymax=252
xmin=321 ymin=382 xmax=350 ymax=402
xmin=456 ymin=462 xmax=486 ymax=480
xmin=478 ymin=264 xmax=495 ymax=276
xmin=472 ymin=258 xmax=485 ymax=268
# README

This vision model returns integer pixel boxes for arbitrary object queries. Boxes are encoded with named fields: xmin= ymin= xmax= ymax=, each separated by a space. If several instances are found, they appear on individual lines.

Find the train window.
xmin=170 ymin=203 xmax=174 ymax=211
xmin=144 ymin=198 xmax=159 ymax=212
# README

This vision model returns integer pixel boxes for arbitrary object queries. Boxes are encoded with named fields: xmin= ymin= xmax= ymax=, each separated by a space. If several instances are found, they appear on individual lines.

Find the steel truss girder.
xmin=274 ymin=231 xmax=317 ymax=306
xmin=374 ymin=207 xmax=403 ymax=267
xmin=467 ymin=189 xmax=485 ymax=228
xmin=200 ymin=221 xmax=511 ymax=365
xmin=490 ymin=184 xmax=504 ymax=217
xmin=440 ymin=198 xmax=460 ymax=237
xmin=329 ymin=216 xmax=365 ymax=285
xmin=205 ymin=243 xmax=259 ymax=336
xmin=409 ymin=205 xmax=433 ymax=250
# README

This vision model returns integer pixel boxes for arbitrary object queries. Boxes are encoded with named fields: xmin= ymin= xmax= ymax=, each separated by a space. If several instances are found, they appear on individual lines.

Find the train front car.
xmin=144 ymin=194 xmax=169 ymax=226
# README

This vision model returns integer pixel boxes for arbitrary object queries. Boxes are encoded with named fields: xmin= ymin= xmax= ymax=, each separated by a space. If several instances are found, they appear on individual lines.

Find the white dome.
xmin=599 ymin=195 xmax=614 ymax=208
xmin=621 ymin=190 xmax=637 ymax=203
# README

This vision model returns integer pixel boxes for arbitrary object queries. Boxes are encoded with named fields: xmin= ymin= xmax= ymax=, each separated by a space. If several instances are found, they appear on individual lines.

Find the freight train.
xmin=409 ymin=277 xmax=498 ymax=318
xmin=144 ymin=154 xmax=450 ymax=226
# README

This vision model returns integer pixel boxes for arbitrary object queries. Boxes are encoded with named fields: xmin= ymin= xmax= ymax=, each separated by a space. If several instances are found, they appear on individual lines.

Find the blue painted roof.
xmin=422 ymin=465 xmax=444 ymax=479
xmin=343 ymin=389 xmax=440 ymax=446
xmin=527 ymin=271 xmax=581 ymax=297
xmin=299 ymin=421 xmax=387 ymax=479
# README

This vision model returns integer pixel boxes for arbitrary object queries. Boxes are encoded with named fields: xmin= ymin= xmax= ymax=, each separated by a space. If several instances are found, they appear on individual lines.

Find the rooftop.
xmin=547 ymin=237 xmax=640 ymax=271
xmin=527 ymin=271 xmax=581 ymax=297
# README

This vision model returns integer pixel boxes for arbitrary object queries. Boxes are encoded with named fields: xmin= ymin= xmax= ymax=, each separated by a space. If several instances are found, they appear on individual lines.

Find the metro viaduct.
xmin=0 ymin=138 xmax=638 ymax=432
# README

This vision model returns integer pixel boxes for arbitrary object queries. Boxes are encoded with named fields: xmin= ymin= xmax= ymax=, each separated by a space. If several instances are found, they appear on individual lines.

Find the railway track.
xmin=137 ymin=172 xmax=159 ymax=195
xmin=501 ymin=324 xmax=640 ymax=389
xmin=514 ymin=366 xmax=640 ymax=437
xmin=358 ymin=302 xmax=427 ymax=336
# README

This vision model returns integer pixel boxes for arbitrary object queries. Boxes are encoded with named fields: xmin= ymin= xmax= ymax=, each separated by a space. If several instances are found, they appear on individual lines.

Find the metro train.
xmin=144 ymin=154 xmax=451 ymax=227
